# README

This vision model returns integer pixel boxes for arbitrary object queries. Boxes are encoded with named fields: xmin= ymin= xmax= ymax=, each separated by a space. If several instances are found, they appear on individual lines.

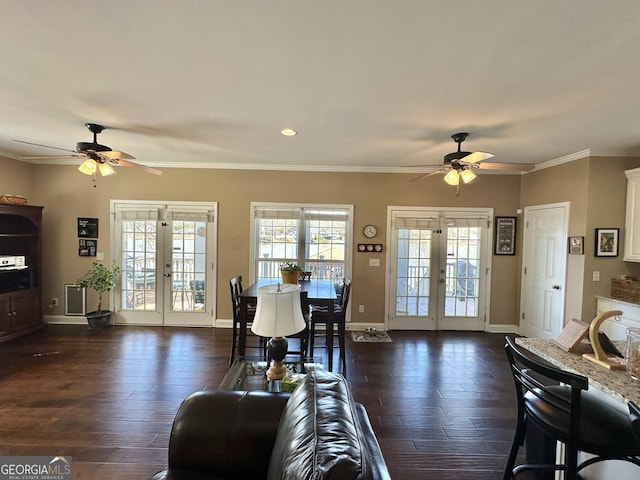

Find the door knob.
xmin=552 ymin=285 xmax=561 ymax=290
xmin=163 ymin=273 xmax=171 ymax=278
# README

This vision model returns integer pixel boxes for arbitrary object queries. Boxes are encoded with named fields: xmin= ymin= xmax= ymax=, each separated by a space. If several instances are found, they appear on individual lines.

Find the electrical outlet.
xmin=593 ymin=271 xmax=600 ymax=282
xmin=51 ymin=298 xmax=58 ymax=306
xmin=358 ymin=305 xmax=365 ymax=313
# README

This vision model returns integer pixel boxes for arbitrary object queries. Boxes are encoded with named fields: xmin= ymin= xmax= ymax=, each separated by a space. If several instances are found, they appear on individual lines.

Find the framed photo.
xmin=568 ymin=236 xmax=584 ymax=255
xmin=595 ymin=228 xmax=619 ymax=257
xmin=78 ymin=217 xmax=99 ymax=238
xmin=79 ymin=239 xmax=97 ymax=257
xmin=495 ymin=216 xmax=517 ymax=255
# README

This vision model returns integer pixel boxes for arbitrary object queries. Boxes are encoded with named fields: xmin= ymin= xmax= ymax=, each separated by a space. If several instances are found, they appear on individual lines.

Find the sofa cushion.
xmin=267 ymin=370 xmax=371 ymax=480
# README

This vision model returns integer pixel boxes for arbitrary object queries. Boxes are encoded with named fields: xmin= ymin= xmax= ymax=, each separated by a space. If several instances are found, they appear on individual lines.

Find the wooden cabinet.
xmin=0 ymin=204 xmax=43 ymax=343
xmin=624 ymin=167 xmax=640 ymax=262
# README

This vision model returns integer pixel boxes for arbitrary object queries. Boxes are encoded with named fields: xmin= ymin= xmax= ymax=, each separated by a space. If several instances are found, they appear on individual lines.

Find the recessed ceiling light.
xmin=281 ymin=128 xmax=297 ymax=136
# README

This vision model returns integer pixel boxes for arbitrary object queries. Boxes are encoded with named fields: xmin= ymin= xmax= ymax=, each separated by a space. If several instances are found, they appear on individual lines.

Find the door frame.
xmin=109 ymin=200 xmax=218 ymax=327
xmin=384 ymin=206 xmax=493 ymax=331
xmin=519 ymin=202 xmax=569 ymax=338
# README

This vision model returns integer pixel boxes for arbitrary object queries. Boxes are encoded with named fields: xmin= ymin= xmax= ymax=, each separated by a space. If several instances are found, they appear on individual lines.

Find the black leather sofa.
xmin=149 ymin=370 xmax=391 ymax=480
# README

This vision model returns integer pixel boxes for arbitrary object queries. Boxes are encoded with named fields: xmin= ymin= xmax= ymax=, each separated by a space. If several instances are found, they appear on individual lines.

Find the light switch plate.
xmin=369 ymin=258 xmax=380 ymax=267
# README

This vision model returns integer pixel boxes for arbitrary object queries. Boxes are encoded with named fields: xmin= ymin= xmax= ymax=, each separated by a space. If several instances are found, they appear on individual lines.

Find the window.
xmin=251 ymin=203 xmax=353 ymax=283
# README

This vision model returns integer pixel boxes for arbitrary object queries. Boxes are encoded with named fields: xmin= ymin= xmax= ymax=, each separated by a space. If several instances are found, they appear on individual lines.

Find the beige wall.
xmin=10 ymin=153 xmax=640 ymax=330
xmin=0 ymin=156 xmax=36 ymax=199
xmin=521 ymin=156 xmax=640 ymax=323
xmin=584 ymin=157 xmax=640 ymax=315
xmin=16 ymin=161 xmax=524 ymax=327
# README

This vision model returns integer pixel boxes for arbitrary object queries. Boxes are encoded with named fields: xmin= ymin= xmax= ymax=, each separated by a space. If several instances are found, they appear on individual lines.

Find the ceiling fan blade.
xmin=112 ymin=158 xmax=164 ymax=176
xmin=462 ymin=151 xmax=494 ymax=163
xmin=19 ymin=154 xmax=86 ymax=160
xmin=409 ymin=168 xmax=447 ymax=182
xmin=12 ymin=139 xmax=77 ymax=154
xmin=100 ymin=150 xmax=136 ymax=160
xmin=477 ymin=162 xmax=535 ymax=171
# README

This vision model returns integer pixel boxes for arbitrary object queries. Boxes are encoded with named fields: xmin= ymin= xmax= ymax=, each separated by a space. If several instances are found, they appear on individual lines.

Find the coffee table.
xmin=219 ymin=356 xmax=323 ymax=392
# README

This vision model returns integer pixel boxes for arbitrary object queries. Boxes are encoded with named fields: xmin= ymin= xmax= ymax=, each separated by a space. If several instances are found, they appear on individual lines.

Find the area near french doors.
xmin=386 ymin=207 xmax=493 ymax=331
xmin=110 ymin=200 xmax=217 ymax=327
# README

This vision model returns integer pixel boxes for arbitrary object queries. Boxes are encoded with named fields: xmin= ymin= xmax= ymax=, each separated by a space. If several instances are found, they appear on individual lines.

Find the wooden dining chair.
xmin=309 ymin=278 xmax=350 ymax=373
xmin=229 ymin=275 xmax=264 ymax=366
xmin=503 ymin=336 xmax=640 ymax=480
xmin=300 ymin=271 xmax=312 ymax=281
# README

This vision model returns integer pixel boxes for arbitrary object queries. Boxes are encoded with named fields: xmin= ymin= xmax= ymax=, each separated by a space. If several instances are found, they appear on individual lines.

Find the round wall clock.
xmin=363 ymin=224 xmax=377 ymax=238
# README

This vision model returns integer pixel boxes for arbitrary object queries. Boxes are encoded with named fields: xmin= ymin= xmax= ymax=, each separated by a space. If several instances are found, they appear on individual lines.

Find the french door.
xmin=388 ymin=207 xmax=491 ymax=331
xmin=111 ymin=201 xmax=217 ymax=326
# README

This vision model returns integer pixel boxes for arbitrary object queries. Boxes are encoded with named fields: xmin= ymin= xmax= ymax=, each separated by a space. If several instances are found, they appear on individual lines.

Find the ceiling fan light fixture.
xmin=78 ymin=158 xmax=97 ymax=175
xmin=98 ymin=162 xmax=116 ymax=176
xmin=444 ymin=169 xmax=459 ymax=186
xmin=460 ymin=168 xmax=477 ymax=184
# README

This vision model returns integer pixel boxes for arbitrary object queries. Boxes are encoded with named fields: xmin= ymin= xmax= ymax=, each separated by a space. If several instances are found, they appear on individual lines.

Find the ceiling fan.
xmin=410 ymin=132 xmax=534 ymax=194
xmin=14 ymin=123 xmax=164 ymax=177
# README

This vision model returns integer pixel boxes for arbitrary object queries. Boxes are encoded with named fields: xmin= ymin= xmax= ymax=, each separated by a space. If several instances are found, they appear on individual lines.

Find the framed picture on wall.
xmin=568 ymin=236 xmax=584 ymax=255
xmin=494 ymin=216 xmax=517 ymax=255
xmin=595 ymin=228 xmax=619 ymax=257
xmin=78 ymin=217 xmax=98 ymax=238
xmin=79 ymin=239 xmax=97 ymax=257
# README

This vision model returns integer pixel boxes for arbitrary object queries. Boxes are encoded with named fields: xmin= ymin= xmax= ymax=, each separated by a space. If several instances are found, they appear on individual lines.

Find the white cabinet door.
xmin=624 ymin=168 xmax=640 ymax=262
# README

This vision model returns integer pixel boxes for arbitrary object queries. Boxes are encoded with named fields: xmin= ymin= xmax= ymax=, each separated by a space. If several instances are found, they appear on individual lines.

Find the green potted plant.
xmin=279 ymin=261 xmax=304 ymax=284
xmin=76 ymin=261 xmax=121 ymax=330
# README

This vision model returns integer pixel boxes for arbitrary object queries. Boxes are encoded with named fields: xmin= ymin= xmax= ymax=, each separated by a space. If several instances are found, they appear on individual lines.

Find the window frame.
xmin=250 ymin=202 xmax=354 ymax=283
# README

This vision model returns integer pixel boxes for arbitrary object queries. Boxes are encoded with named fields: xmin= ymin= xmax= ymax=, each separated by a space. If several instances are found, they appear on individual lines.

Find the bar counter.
xmin=515 ymin=337 xmax=640 ymax=405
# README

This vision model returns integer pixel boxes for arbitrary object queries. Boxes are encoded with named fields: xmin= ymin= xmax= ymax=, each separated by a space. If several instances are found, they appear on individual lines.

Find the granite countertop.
xmin=515 ymin=337 xmax=640 ymax=405
xmin=596 ymin=295 xmax=640 ymax=309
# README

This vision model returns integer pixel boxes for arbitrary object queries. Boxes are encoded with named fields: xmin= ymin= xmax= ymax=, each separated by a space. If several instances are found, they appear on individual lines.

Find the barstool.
xmin=503 ymin=336 xmax=640 ymax=479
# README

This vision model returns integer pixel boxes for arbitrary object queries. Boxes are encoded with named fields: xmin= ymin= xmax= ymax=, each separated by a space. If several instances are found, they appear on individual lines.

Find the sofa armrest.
xmin=355 ymin=403 xmax=392 ymax=480
xmin=161 ymin=390 xmax=289 ymax=480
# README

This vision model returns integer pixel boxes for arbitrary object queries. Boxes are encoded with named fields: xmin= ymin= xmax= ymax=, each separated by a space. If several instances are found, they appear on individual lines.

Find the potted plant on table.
xmin=76 ymin=261 xmax=120 ymax=330
xmin=280 ymin=261 xmax=304 ymax=284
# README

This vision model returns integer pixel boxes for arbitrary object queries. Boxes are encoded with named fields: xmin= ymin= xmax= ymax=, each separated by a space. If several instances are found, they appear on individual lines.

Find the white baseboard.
xmin=486 ymin=323 xmax=520 ymax=334
xmin=44 ymin=314 xmax=87 ymax=325
xmin=44 ymin=314 xmax=519 ymax=335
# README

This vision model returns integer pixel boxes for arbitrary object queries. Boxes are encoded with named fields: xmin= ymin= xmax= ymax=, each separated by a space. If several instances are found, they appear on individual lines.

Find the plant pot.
xmin=86 ymin=310 xmax=112 ymax=330
xmin=280 ymin=270 xmax=299 ymax=284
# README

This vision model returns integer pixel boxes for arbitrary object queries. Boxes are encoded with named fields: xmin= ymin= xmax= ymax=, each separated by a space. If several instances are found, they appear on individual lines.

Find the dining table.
xmin=238 ymin=278 xmax=338 ymax=359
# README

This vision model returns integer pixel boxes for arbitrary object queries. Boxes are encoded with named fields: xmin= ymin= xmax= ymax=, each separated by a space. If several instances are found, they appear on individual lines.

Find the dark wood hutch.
xmin=0 ymin=204 xmax=43 ymax=342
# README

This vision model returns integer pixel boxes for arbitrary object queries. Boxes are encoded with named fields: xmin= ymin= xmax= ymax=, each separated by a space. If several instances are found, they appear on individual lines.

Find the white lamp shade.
xmin=251 ymin=283 xmax=306 ymax=337
xmin=78 ymin=159 xmax=97 ymax=175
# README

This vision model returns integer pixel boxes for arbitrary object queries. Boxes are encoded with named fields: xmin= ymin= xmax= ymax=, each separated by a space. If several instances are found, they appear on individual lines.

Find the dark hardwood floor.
xmin=0 ymin=325 xmax=522 ymax=479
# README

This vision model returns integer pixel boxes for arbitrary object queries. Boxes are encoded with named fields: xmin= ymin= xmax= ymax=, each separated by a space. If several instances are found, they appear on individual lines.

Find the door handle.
xmin=163 ymin=273 xmax=171 ymax=278
xmin=552 ymin=285 xmax=561 ymax=290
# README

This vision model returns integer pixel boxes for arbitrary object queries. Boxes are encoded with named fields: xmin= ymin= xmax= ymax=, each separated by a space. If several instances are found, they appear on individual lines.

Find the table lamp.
xmin=251 ymin=283 xmax=306 ymax=381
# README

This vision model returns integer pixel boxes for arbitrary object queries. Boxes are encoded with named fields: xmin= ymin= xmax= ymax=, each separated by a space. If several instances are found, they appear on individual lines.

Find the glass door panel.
xmin=389 ymin=208 xmax=489 ymax=331
xmin=390 ymin=226 xmax=437 ymax=329
xmin=440 ymin=225 xmax=484 ymax=329
xmin=113 ymin=202 xmax=216 ymax=327
xmin=164 ymin=220 xmax=211 ymax=325
xmin=119 ymin=219 xmax=162 ymax=324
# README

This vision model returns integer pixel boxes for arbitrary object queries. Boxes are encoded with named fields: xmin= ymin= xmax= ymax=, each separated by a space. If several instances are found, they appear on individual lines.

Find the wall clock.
xmin=363 ymin=224 xmax=377 ymax=238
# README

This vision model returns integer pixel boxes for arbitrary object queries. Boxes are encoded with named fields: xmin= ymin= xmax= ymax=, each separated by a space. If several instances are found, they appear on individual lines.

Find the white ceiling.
xmin=1 ymin=1 xmax=639 ymax=175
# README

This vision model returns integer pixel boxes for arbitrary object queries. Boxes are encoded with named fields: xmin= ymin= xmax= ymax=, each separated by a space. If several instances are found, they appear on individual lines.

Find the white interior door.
xmin=520 ymin=203 xmax=569 ymax=338
xmin=388 ymin=207 xmax=491 ymax=331
xmin=111 ymin=201 xmax=217 ymax=327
